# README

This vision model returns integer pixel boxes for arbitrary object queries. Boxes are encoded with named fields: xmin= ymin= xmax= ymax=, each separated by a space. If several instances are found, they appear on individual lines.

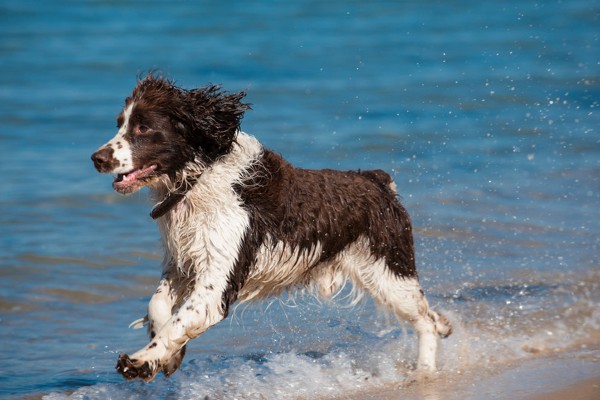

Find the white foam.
xmin=44 ymin=270 xmax=600 ymax=399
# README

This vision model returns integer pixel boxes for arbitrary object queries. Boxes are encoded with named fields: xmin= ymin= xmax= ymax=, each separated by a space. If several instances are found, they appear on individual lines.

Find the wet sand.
xmin=526 ymin=376 xmax=600 ymax=400
xmin=351 ymin=348 xmax=600 ymax=400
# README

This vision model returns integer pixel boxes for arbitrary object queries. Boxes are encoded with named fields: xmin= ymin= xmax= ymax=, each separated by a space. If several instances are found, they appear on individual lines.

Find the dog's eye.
xmin=137 ymin=125 xmax=149 ymax=134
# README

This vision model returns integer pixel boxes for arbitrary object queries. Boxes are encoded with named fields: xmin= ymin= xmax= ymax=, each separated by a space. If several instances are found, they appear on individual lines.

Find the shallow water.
xmin=1 ymin=1 xmax=599 ymax=399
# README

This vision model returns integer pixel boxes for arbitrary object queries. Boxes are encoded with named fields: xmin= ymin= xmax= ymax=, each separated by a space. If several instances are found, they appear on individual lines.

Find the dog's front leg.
xmin=116 ymin=274 xmax=229 ymax=381
xmin=146 ymin=271 xmax=190 ymax=377
xmin=146 ymin=270 xmax=179 ymax=340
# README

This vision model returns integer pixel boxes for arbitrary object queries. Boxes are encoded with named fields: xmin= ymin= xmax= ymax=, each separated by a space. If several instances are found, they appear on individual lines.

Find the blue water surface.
xmin=0 ymin=1 xmax=598 ymax=399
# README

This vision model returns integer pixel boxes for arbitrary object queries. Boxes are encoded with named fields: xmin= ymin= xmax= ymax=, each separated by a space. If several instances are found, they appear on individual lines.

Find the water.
xmin=1 ymin=1 xmax=598 ymax=398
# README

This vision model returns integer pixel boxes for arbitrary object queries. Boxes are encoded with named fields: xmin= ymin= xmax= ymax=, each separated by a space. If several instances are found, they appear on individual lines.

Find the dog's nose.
xmin=91 ymin=147 xmax=113 ymax=172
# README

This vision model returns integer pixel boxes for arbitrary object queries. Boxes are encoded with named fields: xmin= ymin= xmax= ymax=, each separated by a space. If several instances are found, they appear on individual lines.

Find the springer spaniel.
xmin=91 ymin=75 xmax=452 ymax=382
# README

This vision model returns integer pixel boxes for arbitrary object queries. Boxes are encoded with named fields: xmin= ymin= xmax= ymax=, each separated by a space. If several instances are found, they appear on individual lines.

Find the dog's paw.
xmin=115 ymin=353 xmax=158 ymax=382
xmin=435 ymin=312 xmax=453 ymax=338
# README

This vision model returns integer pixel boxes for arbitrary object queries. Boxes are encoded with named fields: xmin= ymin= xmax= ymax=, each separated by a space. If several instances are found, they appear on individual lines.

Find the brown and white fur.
xmin=91 ymin=75 xmax=452 ymax=382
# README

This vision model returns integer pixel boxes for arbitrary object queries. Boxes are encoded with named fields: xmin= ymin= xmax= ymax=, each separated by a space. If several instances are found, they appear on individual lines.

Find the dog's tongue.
xmin=115 ymin=169 xmax=144 ymax=184
xmin=112 ymin=165 xmax=156 ymax=194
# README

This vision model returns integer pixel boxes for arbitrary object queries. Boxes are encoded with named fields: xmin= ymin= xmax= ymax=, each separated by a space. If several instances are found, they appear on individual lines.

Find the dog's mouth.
xmin=113 ymin=165 xmax=158 ymax=194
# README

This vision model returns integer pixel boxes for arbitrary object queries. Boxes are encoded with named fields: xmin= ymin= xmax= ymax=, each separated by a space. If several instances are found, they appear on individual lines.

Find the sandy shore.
xmin=350 ymin=348 xmax=600 ymax=400
xmin=526 ymin=376 xmax=600 ymax=400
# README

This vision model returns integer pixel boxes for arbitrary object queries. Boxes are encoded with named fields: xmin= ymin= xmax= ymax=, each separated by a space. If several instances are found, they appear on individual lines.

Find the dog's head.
xmin=91 ymin=75 xmax=249 ymax=194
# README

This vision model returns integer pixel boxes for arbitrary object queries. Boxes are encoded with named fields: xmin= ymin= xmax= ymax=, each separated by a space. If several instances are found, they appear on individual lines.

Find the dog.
xmin=91 ymin=75 xmax=452 ymax=382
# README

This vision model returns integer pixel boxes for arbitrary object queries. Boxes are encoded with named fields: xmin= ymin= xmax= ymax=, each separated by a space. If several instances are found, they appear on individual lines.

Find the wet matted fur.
xmin=91 ymin=75 xmax=452 ymax=381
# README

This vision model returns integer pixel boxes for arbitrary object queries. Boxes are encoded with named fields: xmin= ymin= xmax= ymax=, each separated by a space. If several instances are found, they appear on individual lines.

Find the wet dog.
xmin=91 ymin=75 xmax=451 ymax=381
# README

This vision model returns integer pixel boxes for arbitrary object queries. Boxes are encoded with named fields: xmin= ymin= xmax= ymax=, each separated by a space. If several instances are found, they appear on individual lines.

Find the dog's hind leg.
xmin=350 ymin=257 xmax=451 ymax=372
xmin=400 ymin=281 xmax=452 ymax=371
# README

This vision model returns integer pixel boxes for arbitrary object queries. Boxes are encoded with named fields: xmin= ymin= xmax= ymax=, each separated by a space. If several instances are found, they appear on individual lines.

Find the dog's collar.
xmin=150 ymin=177 xmax=198 ymax=220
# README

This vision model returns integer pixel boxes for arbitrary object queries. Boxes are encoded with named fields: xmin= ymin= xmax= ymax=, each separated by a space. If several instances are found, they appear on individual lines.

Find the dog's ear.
xmin=179 ymin=85 xmax=251 ymax=161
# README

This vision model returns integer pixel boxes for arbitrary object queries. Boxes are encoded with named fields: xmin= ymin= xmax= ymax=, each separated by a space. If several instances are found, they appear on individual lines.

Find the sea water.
xmin=0 ymin=1 xmax=598 ymax=398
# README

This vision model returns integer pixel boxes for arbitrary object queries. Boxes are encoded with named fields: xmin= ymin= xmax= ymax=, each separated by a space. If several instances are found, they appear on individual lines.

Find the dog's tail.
xmin=359 ymin=169 xmax=398 ymax=194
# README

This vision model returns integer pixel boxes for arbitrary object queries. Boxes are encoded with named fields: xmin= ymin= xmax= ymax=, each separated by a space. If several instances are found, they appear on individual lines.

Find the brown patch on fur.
xmin=224 ymin=149 xmax=417 ymax=312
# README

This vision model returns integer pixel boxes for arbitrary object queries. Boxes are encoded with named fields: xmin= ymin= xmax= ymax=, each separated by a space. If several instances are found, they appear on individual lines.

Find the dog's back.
xmin=239 ymin=150 xmax=416 ymax=275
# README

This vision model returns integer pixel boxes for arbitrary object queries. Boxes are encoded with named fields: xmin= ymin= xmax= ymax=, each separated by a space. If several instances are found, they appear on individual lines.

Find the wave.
xmin=44 ymin=269 xmax=600 ymax=399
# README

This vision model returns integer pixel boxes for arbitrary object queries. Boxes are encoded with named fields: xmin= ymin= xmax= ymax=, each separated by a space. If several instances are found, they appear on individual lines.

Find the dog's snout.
xmin=92 ymin=147 xmax=115 ymax=172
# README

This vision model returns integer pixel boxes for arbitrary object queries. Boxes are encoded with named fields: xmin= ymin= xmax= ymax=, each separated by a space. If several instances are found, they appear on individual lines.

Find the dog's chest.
xmin=157 ymin=184 xmax=250 ymax=275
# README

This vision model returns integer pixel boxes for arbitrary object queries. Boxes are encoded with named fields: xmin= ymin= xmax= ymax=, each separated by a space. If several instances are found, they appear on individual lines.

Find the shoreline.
xmin=348 ymin=348 xmax=600 ymax=400
xmin=526 ymin=376 xmax=600 ymax=400
xmin=24 ymin=348 xmax=600 ymax=399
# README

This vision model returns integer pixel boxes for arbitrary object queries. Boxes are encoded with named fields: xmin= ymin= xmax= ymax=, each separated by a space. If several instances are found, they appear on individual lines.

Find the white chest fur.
xmin=153 ymin=132 xmax=261 ymax=279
